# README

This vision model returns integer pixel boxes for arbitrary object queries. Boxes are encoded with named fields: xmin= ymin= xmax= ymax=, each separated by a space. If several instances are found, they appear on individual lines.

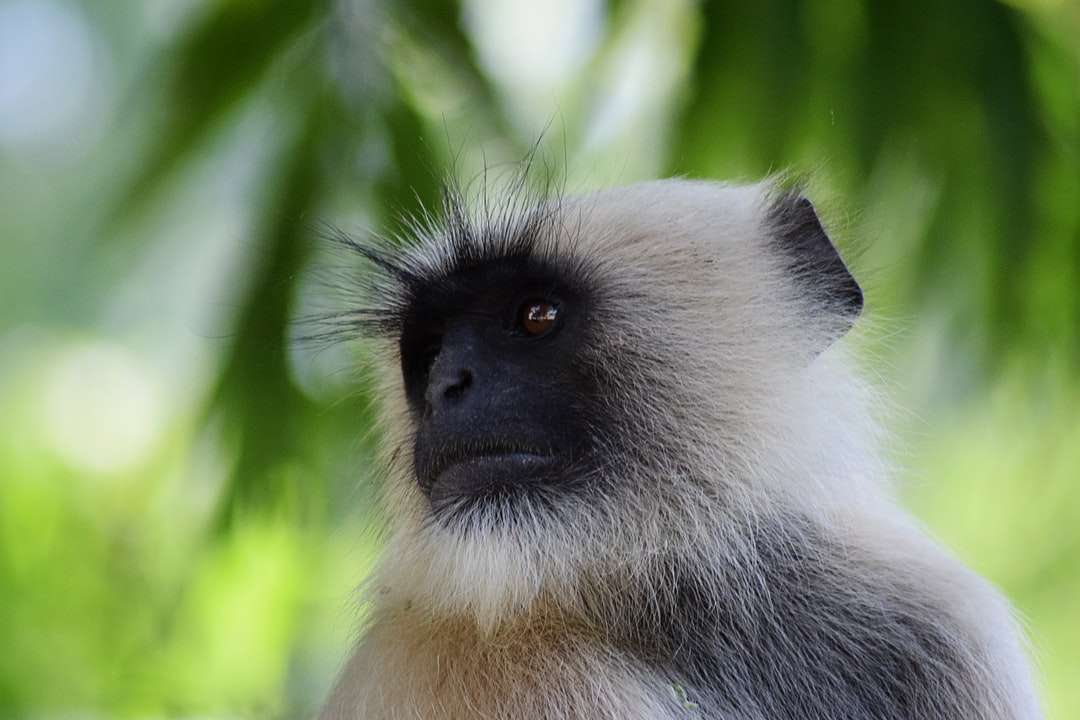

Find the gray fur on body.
xmin=320 ymin=179 xmax=1040 ymax=719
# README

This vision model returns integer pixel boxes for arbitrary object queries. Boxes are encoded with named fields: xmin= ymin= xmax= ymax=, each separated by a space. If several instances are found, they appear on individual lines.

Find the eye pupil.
xmin=520 ymin=300 xmax=558 ymax=336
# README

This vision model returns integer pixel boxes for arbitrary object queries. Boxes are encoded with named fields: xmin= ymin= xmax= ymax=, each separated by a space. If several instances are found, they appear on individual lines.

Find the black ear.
xmin=768 ymin=191 xmax=863 ymax=327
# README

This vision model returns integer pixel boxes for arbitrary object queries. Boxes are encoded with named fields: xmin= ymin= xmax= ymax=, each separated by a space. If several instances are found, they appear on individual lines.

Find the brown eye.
xmin=519 ymin=300 xmax=559 ymax=337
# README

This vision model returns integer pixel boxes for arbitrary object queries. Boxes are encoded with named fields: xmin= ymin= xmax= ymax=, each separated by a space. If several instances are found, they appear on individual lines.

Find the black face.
xmin=399 ymin=258 xmax=599 ymax=523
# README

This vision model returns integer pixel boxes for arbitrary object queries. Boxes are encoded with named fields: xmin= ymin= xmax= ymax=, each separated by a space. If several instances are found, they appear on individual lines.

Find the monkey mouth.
xmin=432 ymin=443 xmax=556 ymax=482
xmin=420 ymin=440 xmax=560 ymax=493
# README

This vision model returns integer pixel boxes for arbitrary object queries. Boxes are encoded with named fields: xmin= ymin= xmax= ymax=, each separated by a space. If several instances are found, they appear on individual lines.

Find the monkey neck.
xmin=378 ymin=500 xmax=835 ymax=640
xmin=381 ymin=532 xmax=781 ymax=646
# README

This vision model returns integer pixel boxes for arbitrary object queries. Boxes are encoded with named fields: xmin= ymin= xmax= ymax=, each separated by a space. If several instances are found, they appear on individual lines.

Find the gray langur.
xmin=318 ymin=178 xmax=1040 ymax=719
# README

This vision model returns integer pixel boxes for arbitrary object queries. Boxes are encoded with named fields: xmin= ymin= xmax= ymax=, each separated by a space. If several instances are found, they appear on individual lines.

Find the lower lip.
xmin=435 ymin=452 xmax=556 ymax=487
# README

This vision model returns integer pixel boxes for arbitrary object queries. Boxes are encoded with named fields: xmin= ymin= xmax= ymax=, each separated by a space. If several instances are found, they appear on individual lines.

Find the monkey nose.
xmin=425 ymin=364 xmax=473 ymax=411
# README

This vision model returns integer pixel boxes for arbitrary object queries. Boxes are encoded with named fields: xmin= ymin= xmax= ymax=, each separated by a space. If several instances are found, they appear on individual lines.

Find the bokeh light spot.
xmin=39 ymin=341 xmax=165 ymax=476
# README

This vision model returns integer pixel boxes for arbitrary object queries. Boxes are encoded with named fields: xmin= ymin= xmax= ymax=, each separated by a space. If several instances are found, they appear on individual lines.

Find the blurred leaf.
xmin=103 ymin=0 xmax=326 ymax=239
xmin=386 ymin=0 xmax=522 ymax=160
xmin=672 ymin=0 xmax=1066 ymax=379
xmin=209 ymin=88 xmax=329 ymax=526
xmin=373 ymin=87 xmax=445 ymax=236
xmin=671 ymin=0 xmax=810 ymax=178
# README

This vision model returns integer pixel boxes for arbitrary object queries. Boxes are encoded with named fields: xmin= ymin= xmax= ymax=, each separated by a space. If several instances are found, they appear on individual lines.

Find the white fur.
xmin=320 ymin=179 xmax=1041 ymax=720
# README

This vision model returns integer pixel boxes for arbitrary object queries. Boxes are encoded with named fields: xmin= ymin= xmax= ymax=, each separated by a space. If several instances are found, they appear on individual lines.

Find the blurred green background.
xmin=1 ymin=0 xmax=1077 ymax=717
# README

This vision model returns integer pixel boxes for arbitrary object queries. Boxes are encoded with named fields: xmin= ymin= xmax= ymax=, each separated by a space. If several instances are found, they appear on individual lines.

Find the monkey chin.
xmin=386 ymin=493 xmax=590 ymax=633
xmin=386 ymin=458 xmax=603 ymax=630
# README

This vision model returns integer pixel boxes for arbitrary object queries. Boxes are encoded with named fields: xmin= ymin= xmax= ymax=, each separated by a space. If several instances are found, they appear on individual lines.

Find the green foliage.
xmin=0 ymin=0 xmax=1077 ymax=717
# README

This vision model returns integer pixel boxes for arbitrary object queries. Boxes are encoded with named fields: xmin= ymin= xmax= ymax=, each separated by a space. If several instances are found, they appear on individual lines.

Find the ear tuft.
xmin=768 ymin=191 xmax=863 ymax=323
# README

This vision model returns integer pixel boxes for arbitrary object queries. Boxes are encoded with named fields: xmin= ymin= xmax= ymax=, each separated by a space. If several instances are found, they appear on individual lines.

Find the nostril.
xmin=425 ymin=358 xmax=475 ymax=411
xmin=443 ymin=368 xmax=472 ymax=401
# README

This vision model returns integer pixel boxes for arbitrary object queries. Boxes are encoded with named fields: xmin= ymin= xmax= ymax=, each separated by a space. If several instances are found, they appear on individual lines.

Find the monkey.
xmin=317 ymin=177 xmax=1041 ymax=719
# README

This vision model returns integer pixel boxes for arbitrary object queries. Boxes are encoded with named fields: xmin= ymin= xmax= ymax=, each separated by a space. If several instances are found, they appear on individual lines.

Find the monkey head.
xmin=347 ymin=179 xmax=866 ymax=626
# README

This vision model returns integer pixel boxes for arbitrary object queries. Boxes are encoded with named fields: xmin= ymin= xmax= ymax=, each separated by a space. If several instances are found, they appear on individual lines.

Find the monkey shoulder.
xmin=615 ymin=517 xmax=1027 ymax=720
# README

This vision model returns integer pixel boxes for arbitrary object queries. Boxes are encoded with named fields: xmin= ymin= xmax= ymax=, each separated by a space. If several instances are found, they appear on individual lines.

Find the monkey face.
xmin=398 ymin=258 xmax=606 ymax=524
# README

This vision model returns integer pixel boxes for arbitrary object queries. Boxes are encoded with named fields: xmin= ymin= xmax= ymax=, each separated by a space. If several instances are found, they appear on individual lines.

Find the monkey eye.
xmin=517 ymin=299 xmax=560 ymax=337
